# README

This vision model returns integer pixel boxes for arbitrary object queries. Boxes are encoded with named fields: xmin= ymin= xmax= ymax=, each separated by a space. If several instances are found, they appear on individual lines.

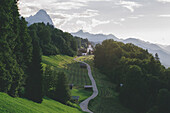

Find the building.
xmin=71 ymin=96 xmax=79 ymax=103
xmin=87 ymin=45 xmax=94 ymax=55
xmin=84 ymin=85 xmax=93 ymax=90
xmin=82 ymin=53 xmax=87 ymax=56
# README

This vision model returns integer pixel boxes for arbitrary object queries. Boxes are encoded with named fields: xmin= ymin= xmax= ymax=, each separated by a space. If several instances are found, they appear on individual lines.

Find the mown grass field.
xmin=42 ymin=55 xmax=92 ymax=103
xmin=0 ymin=92 xmax=83 ymax=113
xmin=77 ymin=55 xmax=135 ymax=113
xmin=0 ymin=55 xmax=92 ymax=113
xmin=42 ymin=55 xmax=91 ymax=87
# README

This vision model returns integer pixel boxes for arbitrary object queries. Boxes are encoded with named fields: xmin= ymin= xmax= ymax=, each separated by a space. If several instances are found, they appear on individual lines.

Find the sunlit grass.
xmin=0 ymin=92 xmax=83 ymax=113
xmin=42 ymin=55 xmax=91 ymax=87
xmin=42 ymin=55 xmax=92 ymax=107
xmin=71 ymin=88 xmax=92 ymax=103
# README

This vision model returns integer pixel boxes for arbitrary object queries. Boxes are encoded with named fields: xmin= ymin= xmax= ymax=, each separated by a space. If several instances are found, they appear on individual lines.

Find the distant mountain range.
xmin=26 ymin=9 xmax=54 ymax=26
xmin=25 ymin=9 xmax=170 ymax=68
xmin=72 ymin=30 xmax=170 ymax=68
xmin=72 ymin=30 xmax=122 ymax=43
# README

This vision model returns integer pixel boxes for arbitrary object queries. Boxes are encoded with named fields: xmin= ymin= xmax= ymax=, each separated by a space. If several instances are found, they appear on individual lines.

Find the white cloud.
xmin=50 ymin=2 xmax=86 ymax=10
xmin=73 ymin=9 xmax=99 ymax=18
xmin=120 ymin=18 xmax=125 ymax=21
xmin=91 ymin=19 xmax=110 ymax=27
xmin=57 ymin=9 xmax=99 ymax=28
xmin=118 ymin=0 xmax=142 ymax=12
xmin=159 ymin=14 xmax=170 ymax=17
xmin=71 ymin=19 xmax=110 ymax=32
xmin=71 ymin=0 xmax=111 ymax=3
xmin=157 ymin=0 xmax=170 ymax=3
xmin=18 ymin=0 xmax=87 ymax=17
xmin=128 ymin=15 xmax=144 ymax=19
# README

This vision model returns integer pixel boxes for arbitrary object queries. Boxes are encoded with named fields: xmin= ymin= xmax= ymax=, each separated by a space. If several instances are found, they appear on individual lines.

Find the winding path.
xmin=74 ymin=57 xmax=98 ymax=113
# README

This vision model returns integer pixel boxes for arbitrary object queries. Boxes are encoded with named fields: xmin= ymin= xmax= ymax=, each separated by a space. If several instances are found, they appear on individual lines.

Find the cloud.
xmin=128 ymin=15 xmax=144 ymax=19
xmin=50 ymin=2 xmax=86 ymax=10
xmin=91 ymin=19 xmax=110 ymax=27
xmin=117 ymin=0 xmax=142 ymax=12
xmin=53 ymin=9 xmax=99 ymax=27
xmin=158 ymin=14 xmax=170 ymax=17
xmin=74 ymin=9 xmax=99 ymax=18
xmin=18 ymin=0 xmax=87 ymax=17
xmin=70 ymin=0 xmax=111 ymax=3
xmin=66 ymin=19 xmax=110 ymax=32
xmin=120 ymin=18 xmax=125 ymax=21
xmin=157 ymin=0 xmax=170 ymax=3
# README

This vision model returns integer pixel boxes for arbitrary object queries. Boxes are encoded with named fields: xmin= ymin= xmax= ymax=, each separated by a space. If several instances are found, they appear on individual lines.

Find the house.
xmin=78 ymin=48 xmax=87 ymax=56
xmin=78 ymin=44 xmax=94 ymax=56
xmin=71 ymin=96 xmax=79 ymax=103
xmin=84 ymin=85 xmax=93 ymax=90
xmin=87 ymin=45 xmax=94 ymax=55
xmin=82 ymin=53 xmax=87 ymax=56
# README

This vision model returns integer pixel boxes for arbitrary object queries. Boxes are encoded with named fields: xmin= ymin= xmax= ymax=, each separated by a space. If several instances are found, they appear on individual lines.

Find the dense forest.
xmin=28 ymin=23 xmax=77 ymax=56
xmin=0 ymin=0 xmax=33 ymax=98
xmin=28 ymin=23 xmax=89 ymax=56
xmin=94 ymin=39 xmax=170 ymax=113
xmin=0 ymin=0 xmax=88 ymax=104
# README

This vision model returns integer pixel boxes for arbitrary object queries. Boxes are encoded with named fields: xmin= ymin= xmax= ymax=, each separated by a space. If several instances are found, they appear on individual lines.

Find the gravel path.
xmin=74 ymin=57 xmax=98 ymax=113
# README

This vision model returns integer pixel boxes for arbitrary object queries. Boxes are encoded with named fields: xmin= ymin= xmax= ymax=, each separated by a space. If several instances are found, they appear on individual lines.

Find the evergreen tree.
xmin=14 ymin=17 xmax=33 ymax=95
xmin=53 ymin=72 xmax=70 ymax=104
xmin=0 ymin=0 xmax=24 ymax=97
xmin=43 ymin=65 xmax=57 ymax=96
xmin=155 ymin=53 xmax=160 ymax=61
xmin=25 ymin=31 xmax=43 ymax=103
xmin=0 ymin=0 xmax=13 ymax=92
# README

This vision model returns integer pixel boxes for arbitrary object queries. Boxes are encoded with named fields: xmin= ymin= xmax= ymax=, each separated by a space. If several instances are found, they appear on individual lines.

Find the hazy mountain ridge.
xmin=26 ymin=9 xmax=54 ymax=26
xmin=72 ymin=30 xmax=170 ymax=68
xmin=72 ymin=30 xmax=122 ymax=42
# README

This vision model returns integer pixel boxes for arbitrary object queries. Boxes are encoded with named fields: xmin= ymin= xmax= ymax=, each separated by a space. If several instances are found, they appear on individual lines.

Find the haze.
xmin=18 ymin=0 xmax=170 ymax=45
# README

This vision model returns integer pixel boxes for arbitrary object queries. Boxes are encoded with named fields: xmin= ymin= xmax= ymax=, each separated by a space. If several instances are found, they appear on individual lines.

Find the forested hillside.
xmin=94 ymin=39 xmax=170 ymax=113
xmin=0 ymin=1 xmax=89 ymax=112
xmin=0 ymin=0 xmax=33 ymax=97
xmin=28 ymin=23 xmax=77 ymax=56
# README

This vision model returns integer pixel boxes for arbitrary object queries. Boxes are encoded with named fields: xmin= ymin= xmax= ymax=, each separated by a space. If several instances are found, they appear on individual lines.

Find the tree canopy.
xmin=94 ymin=39 xmax=170 ymax=113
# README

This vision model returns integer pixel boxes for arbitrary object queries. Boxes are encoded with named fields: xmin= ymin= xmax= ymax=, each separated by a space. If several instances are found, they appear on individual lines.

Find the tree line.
xmin=28 ymin=23 xmax=78 ymax=56
xmin=94 ymin=39 xmax=170 ymax=113
xmin=0 ymin=0 xmax=86 ymax=104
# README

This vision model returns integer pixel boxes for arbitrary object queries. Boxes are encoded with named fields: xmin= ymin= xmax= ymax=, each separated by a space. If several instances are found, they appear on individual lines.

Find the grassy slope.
xmin=0 ymin=55 xmax=91 ymax=113
xmin=42 ymin=55 xmax=91 ymax=87
xmin=77 ymin=56 xmax=135 ymax=113
xmin=42 ymin=55 xmax=74 ymax=68
xmin=71 ymin=89 xmax=92 ymax=102
xmin=0 ymin=93 xmax=83 ymax=113
xmin=42 ymin=55 xmax=92 ymax=102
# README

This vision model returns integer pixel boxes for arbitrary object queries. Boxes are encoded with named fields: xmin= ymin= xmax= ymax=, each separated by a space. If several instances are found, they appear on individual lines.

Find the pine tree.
xmin=25 ymin=30 xmax=43 ymax=103
xmin=7 ymin=0 xmax=26 ymax=97
xmin=0 ymin=0 xmax=23 ymax=96
xmin=155 ymin=53 xmax=160 ymax=61
xmin=14 ymin=17 xmax=33 ymax=96
xmin=54 ymin=72 xmax=70 ymax=104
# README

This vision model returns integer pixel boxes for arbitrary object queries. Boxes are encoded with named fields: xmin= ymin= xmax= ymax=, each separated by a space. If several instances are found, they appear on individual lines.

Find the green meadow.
xmin=77 ymin=55 xmax=134 ymax=113
xmin=42 ymin=55 xmax=92 ymax=103
xmin=0 ymin=55 xmax=92 ymax=113
xmin=0 ymin=92 xmax=83 ymax=113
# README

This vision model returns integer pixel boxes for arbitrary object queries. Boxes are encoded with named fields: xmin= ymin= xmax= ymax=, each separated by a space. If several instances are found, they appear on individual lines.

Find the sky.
xmin=18 ymin=0 xmax=170 ymax=45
